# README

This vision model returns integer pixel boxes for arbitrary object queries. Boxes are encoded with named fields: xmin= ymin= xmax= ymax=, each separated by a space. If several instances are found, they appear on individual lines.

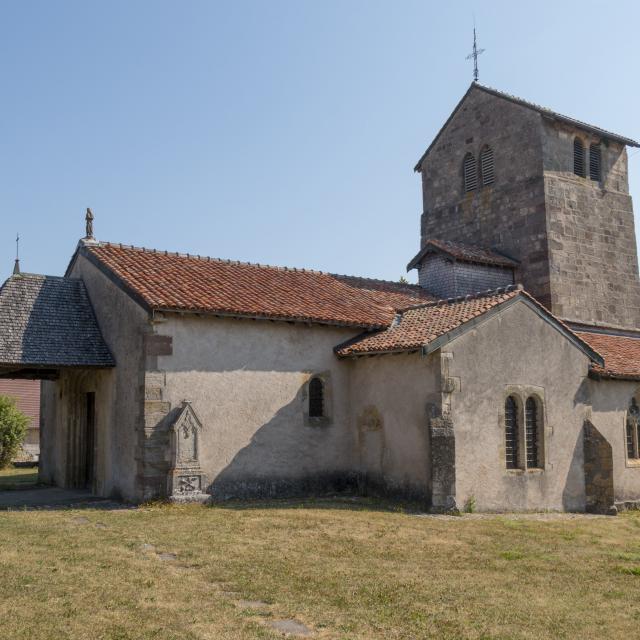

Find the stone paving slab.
xmin=267 ymin=619 xmax=314 ymax=637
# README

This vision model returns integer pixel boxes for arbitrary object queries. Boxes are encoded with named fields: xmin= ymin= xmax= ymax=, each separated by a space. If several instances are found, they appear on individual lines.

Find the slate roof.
xmin=80 ymin=242 xmax=434 ymax=329
xmin=576 ymin=330 xmax=640 ymax=381
xmin=415 ymin=83 xmax=639 ymax=171
xmin=335 ymin=287 xmax=602 ymax=361
xmin=406 ymin=238 xmax=519 ymax=272
xmin=0 ymin=274 xmax=114 ymax=368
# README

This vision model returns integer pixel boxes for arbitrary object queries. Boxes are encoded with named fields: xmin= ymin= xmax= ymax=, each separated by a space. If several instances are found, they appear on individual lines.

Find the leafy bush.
xmin=0 ymin=395 xmax=29 ymax=469
xmin=463 ymin=495 xmax=477 ymax=513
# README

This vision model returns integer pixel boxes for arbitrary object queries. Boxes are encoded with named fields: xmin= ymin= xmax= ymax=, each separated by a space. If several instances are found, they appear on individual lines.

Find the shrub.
xmin=463 ymin=495 xmax=477 ymax=513
xmin=0 ymin=395 xmax=29 ymax=469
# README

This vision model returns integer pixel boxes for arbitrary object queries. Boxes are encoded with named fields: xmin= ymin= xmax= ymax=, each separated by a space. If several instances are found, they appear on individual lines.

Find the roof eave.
xmin=0 ymin=362 xmax=115 ymax=370
xmin=335 ymin=346 xmax=423 ymax=359
xmin=155 ymin=306 xmax=388 ymax=331
xmin=406 ymin=242 xmax=518 ymax=272
xmin=588 ymin=368 xmax=640 ymax=382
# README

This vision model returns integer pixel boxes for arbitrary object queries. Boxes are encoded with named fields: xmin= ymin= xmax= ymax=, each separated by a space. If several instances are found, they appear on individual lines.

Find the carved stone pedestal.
xmin=167 ymin=401 xmax=208 ymax=503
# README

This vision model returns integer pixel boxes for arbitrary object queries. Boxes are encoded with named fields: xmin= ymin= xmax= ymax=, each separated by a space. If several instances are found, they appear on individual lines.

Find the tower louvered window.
xmin=589 ymin=143 xmax=601 ymax=181
xmin=480 ymin=146 xmax=495 ymax=186
xmin=626 ymin=398 xmax=640 ymax=460
xmin=308 ymin=377 xmax=324 ymax=418
xmin=525 ymin=397 xmax=540 ymax=468
xmin=505 ymin=396 xmax=519 ymax=469
xmin=463 ymin=152 xmax=477 ymax=192
xmin=573 ymin=138 xmax=585 ymax=177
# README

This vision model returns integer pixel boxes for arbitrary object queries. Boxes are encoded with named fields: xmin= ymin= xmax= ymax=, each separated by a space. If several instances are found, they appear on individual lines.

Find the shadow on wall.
xmin=561 ymin=429 xmax=588 ymax=512
xmin=582 ymin=420 xmax=615 ymax=515
xmin=559 ymin=380 xmax=593 ymax=512
xmin=206 ymin=389 xmax=357 ymax=500
xmin=203 ymin=386 xmax=430 ymax=505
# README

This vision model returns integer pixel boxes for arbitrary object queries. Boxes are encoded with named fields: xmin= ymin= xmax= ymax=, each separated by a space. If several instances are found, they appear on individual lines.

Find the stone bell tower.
xmin=411 ymin=83 xmax=640 ymax=329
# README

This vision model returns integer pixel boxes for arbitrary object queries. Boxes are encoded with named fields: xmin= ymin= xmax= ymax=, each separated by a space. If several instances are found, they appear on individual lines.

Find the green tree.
xmin=0 ymin=395 xmax=29 ymax=469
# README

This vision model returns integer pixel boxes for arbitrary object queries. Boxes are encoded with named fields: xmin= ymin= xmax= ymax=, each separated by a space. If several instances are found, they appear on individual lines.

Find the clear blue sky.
xmin=1 ymin=0 xmax=639 ymax=283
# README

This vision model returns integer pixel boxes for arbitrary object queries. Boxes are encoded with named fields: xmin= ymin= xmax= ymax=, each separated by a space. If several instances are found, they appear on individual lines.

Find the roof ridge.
xmin=90 ymin=241 xmax=427 ymax=291
xmin=474 ymin=83 xmax=639 ymax=147
xmin=398 ymin=284 xmax=523 ymax=312
xmin=8 ymin=272 xmax=76 ymax=281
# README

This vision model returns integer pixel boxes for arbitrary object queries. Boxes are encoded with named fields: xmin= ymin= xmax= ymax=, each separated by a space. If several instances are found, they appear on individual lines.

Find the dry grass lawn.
xmin=1 ymin=498 xmax=640 ymax=639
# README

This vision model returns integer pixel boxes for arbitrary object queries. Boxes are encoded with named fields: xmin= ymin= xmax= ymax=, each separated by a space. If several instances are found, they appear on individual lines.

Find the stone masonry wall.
xmin=416 ymin=85 xmax=640 ymax=327
xmin=541 ymin=119 xmax=640 ymax=328
xmin=417 ymin=86 xmax=551 ymax=307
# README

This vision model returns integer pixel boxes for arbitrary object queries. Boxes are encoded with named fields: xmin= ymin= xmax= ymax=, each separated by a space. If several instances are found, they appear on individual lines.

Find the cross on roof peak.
xmin=465 ymin=26 xmax=485 ymax=83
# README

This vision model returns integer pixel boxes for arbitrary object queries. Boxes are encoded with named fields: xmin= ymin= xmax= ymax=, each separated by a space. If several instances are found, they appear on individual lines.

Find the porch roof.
xmin=0 ymin=273 xmax=114 ymax=378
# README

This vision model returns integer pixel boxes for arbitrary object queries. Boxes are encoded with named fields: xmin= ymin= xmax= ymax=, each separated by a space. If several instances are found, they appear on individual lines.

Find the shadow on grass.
xmin=204 ymin=494 xmax=430 ymax=515
xmin=0 ymin=467 xmax=40 ymax=492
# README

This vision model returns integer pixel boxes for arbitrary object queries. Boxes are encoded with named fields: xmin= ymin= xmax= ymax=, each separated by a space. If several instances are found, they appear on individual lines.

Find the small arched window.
xmin=505 ymin=396 xmax=519 ymax=469
xmin=525 ymin=397 xmax=541 ymax=468
xmin=480 ymin=146 xmax=495 ymax=186
xmin=463 ymin=152 xmax=478 ymax=192
xmin=573 ymin=138 xmax=585 ymax=177
xmin=308 ymin=377 xmax=324 ymax=418
xmin=626 ymin=398 xmax=640 ymax=460
xmin=589 ymin=143 xmax=601 ymax=181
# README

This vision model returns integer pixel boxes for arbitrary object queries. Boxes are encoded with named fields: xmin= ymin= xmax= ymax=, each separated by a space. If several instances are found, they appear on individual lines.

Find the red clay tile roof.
xmin=82 ymin=242 xmax=434 ymax=329
xmin=335 ymin=288 xmax=521 ymax=356
xmin=576 ymin=331 xmax=640 ymax=380
xmin=336 ymin=287 xmax=603 ymax=359
xmin=406 ymin=238 xmax=519 ymax=271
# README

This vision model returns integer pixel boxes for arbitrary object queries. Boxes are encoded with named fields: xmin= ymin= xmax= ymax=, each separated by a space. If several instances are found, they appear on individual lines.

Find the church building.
xmin=2 ymin=83 xmax=640 ymax=513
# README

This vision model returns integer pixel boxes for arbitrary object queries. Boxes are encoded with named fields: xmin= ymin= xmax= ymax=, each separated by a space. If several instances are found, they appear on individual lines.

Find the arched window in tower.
xmin=505 ymin=395 xmax=519 ymax=469
xmin=573 ymin=138 xmax=586 ymax=177
xmin=525 ymin=396 xmax=542 ymax=468
xmin=480 ymin=146 xmax=495 ymax=186
xmin=463 ymin=152 xmax=478 ymax=192
xmin=589 ymin=143 xmax=601 ymax=181
xmin=308 ymin=377 xmax=324 ymax=418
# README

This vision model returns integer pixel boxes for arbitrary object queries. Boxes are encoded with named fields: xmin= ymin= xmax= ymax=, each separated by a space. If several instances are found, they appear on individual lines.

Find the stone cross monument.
xmin=167 ymin=400 xmax=208 ymax=503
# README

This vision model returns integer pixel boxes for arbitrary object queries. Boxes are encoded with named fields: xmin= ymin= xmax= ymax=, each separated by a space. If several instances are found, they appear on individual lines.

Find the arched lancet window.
xmin=463 ymin=152 xmax=478 ymax=192
xmin=589 ymin=143 xmax=601 ymax=181
xmin=573 ymin=138 xmax=585 ymax=177
xmin=505 ymin=396 xmax=519 ymax=469
xmin=626 ymin=398 xmax=640 ymax=460
xmin=525 ymin=397 xmax=541 ymax=468
xmin=480 ymin=146 xmax=495 ymax=186
xmin=308 ymin=377 xmax=324 ymax=418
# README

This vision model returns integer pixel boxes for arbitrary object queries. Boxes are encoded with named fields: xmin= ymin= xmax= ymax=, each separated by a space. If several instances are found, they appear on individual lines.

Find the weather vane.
xmin=466 ymin=26 xmax=485 ymax=82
